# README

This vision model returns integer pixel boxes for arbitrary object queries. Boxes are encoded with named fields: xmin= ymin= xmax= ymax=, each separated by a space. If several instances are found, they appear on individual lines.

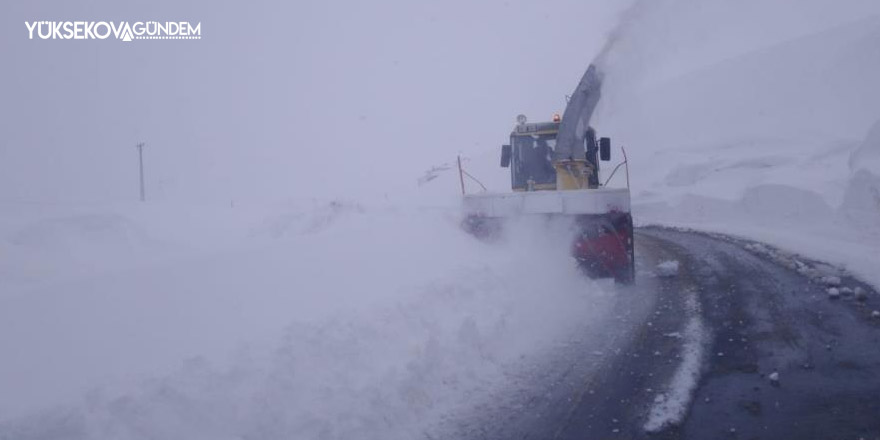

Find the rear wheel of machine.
xmin=613 ymin=261 xmax=635 ymax=285
xmin=614 ymin=217 xmax=636 ymax=285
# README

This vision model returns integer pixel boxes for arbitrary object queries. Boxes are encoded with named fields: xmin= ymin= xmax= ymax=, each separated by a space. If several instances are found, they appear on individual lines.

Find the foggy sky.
xmin=1 ymin=0 xmax=630 ymax=204
xmin=3 ymin=0 xmax=879 ymax=205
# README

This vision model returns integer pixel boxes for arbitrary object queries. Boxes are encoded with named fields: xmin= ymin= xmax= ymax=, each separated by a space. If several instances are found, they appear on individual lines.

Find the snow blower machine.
xmin=462 ymin=64 xmax=635 ymax=283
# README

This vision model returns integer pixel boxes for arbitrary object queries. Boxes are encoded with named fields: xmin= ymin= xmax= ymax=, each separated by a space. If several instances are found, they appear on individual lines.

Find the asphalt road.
xmin=447 ymin=227 xmax=880 ymax=440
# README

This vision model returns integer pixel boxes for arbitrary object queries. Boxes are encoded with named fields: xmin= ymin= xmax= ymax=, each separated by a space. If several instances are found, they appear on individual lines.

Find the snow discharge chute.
xmin=554 ymin=64 xmax=603 ymax=163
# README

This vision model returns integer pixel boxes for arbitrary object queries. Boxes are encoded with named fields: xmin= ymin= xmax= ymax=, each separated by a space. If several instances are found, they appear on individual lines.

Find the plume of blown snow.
xmin=0 ymin=203 xmax=609 ymax=440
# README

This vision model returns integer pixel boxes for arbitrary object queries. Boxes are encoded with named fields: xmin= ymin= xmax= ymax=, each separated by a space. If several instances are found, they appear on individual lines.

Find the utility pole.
xmin=457 ymin=154 xmax=465 ymax=195
xmin=136 ymin=142 xmax=146 ymax=202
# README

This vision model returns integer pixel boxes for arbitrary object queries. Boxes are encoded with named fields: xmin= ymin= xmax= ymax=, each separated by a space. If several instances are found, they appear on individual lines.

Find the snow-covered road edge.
xmin=643 ymin=288 xmax=709 ymax=433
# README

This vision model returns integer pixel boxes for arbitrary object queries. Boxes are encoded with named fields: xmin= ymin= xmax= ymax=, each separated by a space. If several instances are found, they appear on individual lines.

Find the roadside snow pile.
xmin=0 ymin=203 xmax=606 ymax=439
xmin=655 ymin=260 xmax=680 ymax=278
xmin=741 ymin=239 xmax=877 ymax=302
xmin=820 ymin=276 xmax=842 ymax=287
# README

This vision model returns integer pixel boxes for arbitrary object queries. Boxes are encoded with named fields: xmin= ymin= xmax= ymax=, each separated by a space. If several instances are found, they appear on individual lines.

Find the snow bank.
xmin=0 ymin=202 xmax=608 ymax=439
xmin=841 ymin=119 xmax=880 ymax=230
xmin=0 ymin=201 xmax=276 ymax=296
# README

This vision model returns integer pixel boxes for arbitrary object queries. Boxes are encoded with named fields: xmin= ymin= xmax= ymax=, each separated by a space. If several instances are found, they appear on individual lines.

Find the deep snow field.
xmin=0 ymin=201 xmax=610 ymax=439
